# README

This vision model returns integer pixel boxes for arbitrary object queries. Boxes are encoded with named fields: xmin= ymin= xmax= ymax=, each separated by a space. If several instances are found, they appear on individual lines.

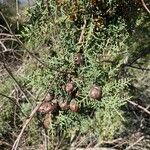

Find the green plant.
xmin=1 ymin=0 xmax=149 ymax=149
xmin=19 ymin=0 xmax=133 ymax=148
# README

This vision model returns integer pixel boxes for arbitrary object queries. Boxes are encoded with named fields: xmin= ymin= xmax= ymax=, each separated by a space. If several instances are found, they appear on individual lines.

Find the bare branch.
xmin=0 ymin=92 xmax=26 ymax=116
xmin=125 ymin=136 xmax=144 ymax=150
xmin=2 ymin=62 xmax=31 ymax=103
xmin=125 ymin=64 xmax=150 ymax=71
xmin=11 ymin=74 xmax=59 ymax=150
xmin=141 ymin=0 xmax=150 ymax=14
xmin=127 ymin=100 xmax=150 ymax=115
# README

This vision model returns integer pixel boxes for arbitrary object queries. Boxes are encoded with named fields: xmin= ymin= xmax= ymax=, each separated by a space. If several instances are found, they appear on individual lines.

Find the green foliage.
xmin=19 ymin=0 xmax=134 ymax=146
xmin=0 ymin=79 xmax=14 ymax=136
xmin=1 ymin=0 xmax=149 ymax=149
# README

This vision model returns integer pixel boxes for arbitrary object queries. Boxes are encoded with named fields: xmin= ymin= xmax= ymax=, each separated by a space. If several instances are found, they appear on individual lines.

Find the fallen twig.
xmin=0 ymin=38 xmax=18 ymax=42
xmin=11 ymin=74 xmax=59 ymax=150
xmin=3 ymin=62 xmax=31 ymax=103
xmin=0 ymin=40 xmax=31 ymax=103
xmin=71 ymin=148 xmax=117 ymax=150
xmin=125 ymin=136 xmax=144 ymax=150
xmin=0 ymin=140 xmax=12 ymax=148
xmin=127 ymin=100 xmax=150 ymax=115
xmin=125 ymin=64 xmax=150 ymax=71
xmin=0 ymin=92 xmax=26 ymax=116
xmin=11 ymin=102 xmax=43 ymax=150
xmin=141 ymin=0 xmax=150 ymax=14
xmin=0 ymin=33 xmax=21 ymax=37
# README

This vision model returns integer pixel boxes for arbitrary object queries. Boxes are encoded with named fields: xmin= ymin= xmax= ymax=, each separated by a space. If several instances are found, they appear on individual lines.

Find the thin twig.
xmin=127 ymin=100 xmax=150 ymax=115
xmin=99 ymin=138 xmax=123 ymax=145
xmin=0 ymin=12 xmax=74 ymax=75
xmin=12 ymin=103 xmax=43 ymax=150
xmin=125 ymin=136 xmax=144 ymax=150
xmin=72 ymin=148 xmax=117 ymax=150
xmin=0 ymin=33 xmax=21 ymax=37
xmin=0 ymin=24 xmax=9 ymax=32
xmin=0 ymin=140 xmax=12 ymax=148
xmin=43 ymin=129 xmax=49 ymax=150
xmin=0 ymin=40 xmax=30 ymax=103
xmin=0 ymin=48 xmax=18 ymax=53
xmin=74 ymin=135 xmax=87 ymax=148
xmin=0 ymin=38 xmax=18 ymax=42
xmin=0 ymin=40 xmax=7 ymax=51
xmin=3 ymin=62 xmax=31 ymax=103
xmin=0 ymin=92 xmax=26 ymax=116
xmin=0 ymin=11 xmax=49 ymax=68
xmin=141 ymin=0 xmax=150 ymax=14
xmin=11 ymin=74 xmax=59 ymax=150
xmin=78 ymin=17 xmax=86 ymax=44
xmin=0 ymin=92 xmax=19 ymax=107
xmin=125 ymin=47 xmax=150 ymax=67
xmin=125 ymin=64 xmax=150 ymax=71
